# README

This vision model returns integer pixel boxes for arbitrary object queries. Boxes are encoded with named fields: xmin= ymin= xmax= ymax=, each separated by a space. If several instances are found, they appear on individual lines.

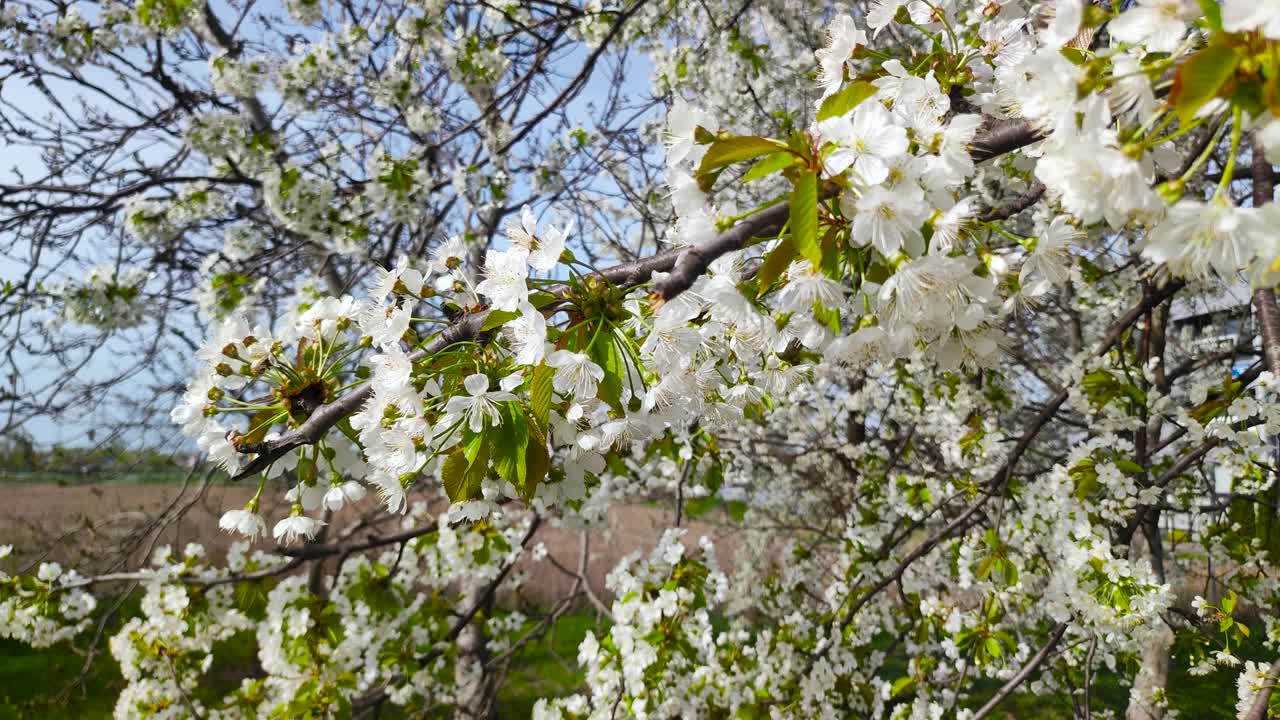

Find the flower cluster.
xmin=45 ymin=264 xmax=150 ymax=331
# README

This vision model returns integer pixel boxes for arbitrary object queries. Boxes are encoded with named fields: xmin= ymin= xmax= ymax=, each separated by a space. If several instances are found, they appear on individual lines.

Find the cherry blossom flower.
xmin=1020 ymin=216 xmax=1080 ymax=296
xmin=1109 ymin=0 xmax=1197 ymax=54
xmin=1224 ymin=0 xmax=1280 ymax=38
xmin=1141 ymin=200 xmax=1263 ymax=281
xmin=272 ymin=514 xmax=325 ymax=544
xmin=504 ymin=205 xmax=571 ymax=272
xmin=850 ymin=183 xmax=928 ymax=257
xmin=445 ymin=373 xmax=518 ymax=432
xmin=815 ymin=15 xmax=866 ymax=96
xmin=664 ymin=96 xmax=716 ymax=167
xmin=372 ymin=256 xmax=424 ymax=300
xmin=817 ymin=101 xmax=908 ymax=185
xmin=475 ymin=247 xmax=530 ymax=311
xmin=218 ymin=509 xmax=266 ymax=540
xmin=322 ymin=481 xmax=367 ymax=512
xmin=506 ymin=303 xmax=548 ymax=365
xmin=547 ymin=350 xmax=605 ymax=401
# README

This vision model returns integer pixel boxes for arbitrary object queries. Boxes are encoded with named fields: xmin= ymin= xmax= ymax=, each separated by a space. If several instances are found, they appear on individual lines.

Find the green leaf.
xmin=984 ymin=637 xmax=1003 ymax=659
xmin=1115 ymin=458 xmax=1146 ymax=475
xmin=741 ymin=152 xmax=798 ymax=183
xmin=703 ymin=460 xmax=724 ymax=494
xmin=136 ymin=0 xmax=193 ymax=28
xmin=1222 ymin=590 xmax=1237 ymax=613
xmin=1171 ymin=42 xmax=1240 ymax=125
xmin=529 ymin=362 xmax=554 ymax=429
xmin=790 ymin=172 xmax=821 ymax=267
xmin=1077 ymin=256 xmax=1104 ymax=283
xmin=755 ymin=237 xmax=795 ymax=296
xmin=464 ymin=435 xmax=490 ymax=501
xmin=464 ymin=431 xmax=486 ymax=464
xmin=378 ymin=159 xmax=418 ymax=195
xmin=1197 ymin=0 xmax=1223 ymax=31
xmin=696 ymin=136 xmax=786 ymax=190
xmin=605 ymin=452 xmax=628 ymax=477
xmin=700 ymin=136 xmax=785 ymax=171
xmin=240 ymin=410 xmax=279 ymax=446
xmin=816 ymin=81 xmax=878 ymax=121
xmin=693 ymin=126 xmax=718 ymax=144
xmin=524 ymin=421 xmax=550 ymax=500
xmin=590 ymin=333 xmax=625 ymax=414
xmin=527 ymin=290 xmax=558 ymax=308
xmin=726 ymin=500 xmax=748 ymax=522
xmin=685 ymin=496 xmax=718 ymax=518
xmin=442 ymin=448 xmax=468 ymax=502
xmin=812 ymin=300 xmax=841 ymax=335
xmin=819 ymin=225 xmax=841 ymax=277
xmin=890 ymin=676 xmax=915 ymax=698
xmin=492 ymin=404 xmax=530 ymax=488
xmin=480 ymin=309 xmax=520 ymax=331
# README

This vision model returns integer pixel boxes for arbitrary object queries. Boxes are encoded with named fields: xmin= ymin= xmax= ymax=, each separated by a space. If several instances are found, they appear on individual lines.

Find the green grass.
xmin=0 ymin=638 xmax=122 ymax=720
xmin=497 ymin=611 xmax=602 ymax=717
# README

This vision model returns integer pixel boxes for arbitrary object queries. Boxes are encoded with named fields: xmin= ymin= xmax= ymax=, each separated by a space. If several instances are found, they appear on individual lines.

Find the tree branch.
xmin=230 ymin=117 xmax=1047 ymax=479
xmin=971 ymin=623 xmax=1069 ymax=720
xmin=1251 ymin=131 xmax=1280 ymax=375
xmin=1244 ymin=659 xmax=1280 ymax=720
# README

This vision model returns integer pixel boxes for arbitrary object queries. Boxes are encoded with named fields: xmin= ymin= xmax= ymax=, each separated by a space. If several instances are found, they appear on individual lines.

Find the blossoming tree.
xmin=2 ymin=0 xmax=1280 ymax=717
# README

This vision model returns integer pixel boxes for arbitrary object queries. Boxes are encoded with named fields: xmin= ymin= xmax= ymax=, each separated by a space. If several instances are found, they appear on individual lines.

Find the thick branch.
xmin=1251 ymin=131 xmax=1280 ymax=375
xmin=654 ymin=200 xmax=792 ymax=299
xmin=980 ymin=182 xmax=1045 ymax=222
xmin=969 ymin=117 xmax=1046 ymax=164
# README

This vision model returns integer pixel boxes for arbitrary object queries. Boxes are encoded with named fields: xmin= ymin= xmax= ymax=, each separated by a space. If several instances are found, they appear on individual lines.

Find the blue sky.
xmin=1 ymin=1 xmax=664 ymax=449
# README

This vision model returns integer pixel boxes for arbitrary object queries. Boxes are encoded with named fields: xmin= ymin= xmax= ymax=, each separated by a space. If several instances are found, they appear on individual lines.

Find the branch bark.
xmin=1243 ymin=659 xmax=1280 ymax=720
xmin=971 ymin=623 xmax=1069 ymax=720
xmin=1251 ymin=131 xmax=1280 ymax=375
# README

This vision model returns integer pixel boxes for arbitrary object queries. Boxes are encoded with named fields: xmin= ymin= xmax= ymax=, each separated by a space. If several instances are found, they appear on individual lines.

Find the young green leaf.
xmin=696 ymin=136 xmax=786 ymax=190
xmin=523 ymin=421 xmax=551 ymax=500
xmin=1197 ymin=0 xmax=1223 ymax=31
xmin=442 ymin=447 xmax=468 ymax=502
xmin=790 ymin=171 xmax=821 ymax=268
xmin=590 ymin=333 xmax=626 ymax=414
xmin=816 ymin=81 xmax=878 ymax=122
xmin=755 ymin=237 xmax=795 ymax=296
xmin=684 ymin=495 xmax=718 ymax=518
xmin=463 ymin=435 xmax=490 ymax=501
xmin=492 ymin=404 xmax=530 ymax=487
xmin=1170 ymin=42 xmax=1240 ymax=125
xmin=480 ymin=309 xmax=521 ymax=331
xmin=529 ymin=362 xmax=554 ymax=428
xmin=741 ymin=152 xmax=798 ymax=183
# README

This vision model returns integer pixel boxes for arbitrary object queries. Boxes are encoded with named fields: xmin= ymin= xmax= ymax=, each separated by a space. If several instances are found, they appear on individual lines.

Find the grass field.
xmin=0 ymin=604 xmax=1258 ymax=719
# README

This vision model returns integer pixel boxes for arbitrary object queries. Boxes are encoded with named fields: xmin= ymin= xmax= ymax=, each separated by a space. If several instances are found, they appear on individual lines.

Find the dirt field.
xmin=0 ymin=482 xmax=743 ymax=606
